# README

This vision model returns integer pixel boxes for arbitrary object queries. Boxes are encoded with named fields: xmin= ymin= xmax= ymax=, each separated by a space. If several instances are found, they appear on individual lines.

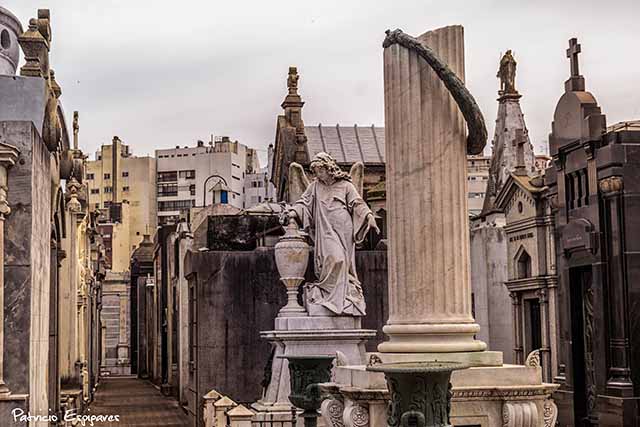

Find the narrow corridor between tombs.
xmin=87 ymin=377 xmax=189 ymax=427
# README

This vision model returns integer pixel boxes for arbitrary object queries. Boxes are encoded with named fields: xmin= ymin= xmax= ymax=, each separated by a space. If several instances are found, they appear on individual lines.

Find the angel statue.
xmin=285 ymin=152 xmax=379 ymax=317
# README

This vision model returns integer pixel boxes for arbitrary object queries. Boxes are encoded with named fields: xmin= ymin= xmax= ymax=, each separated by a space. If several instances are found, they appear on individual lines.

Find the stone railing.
xmin=203 ymin=389 xmax=256 ymax=427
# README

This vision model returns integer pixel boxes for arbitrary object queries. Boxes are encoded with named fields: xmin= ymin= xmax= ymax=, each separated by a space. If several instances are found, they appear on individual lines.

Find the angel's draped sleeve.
xmin=346 ymin=181 xmax=373 ymax=244
xmin=291 ymin=182 xmax=315 ymax=235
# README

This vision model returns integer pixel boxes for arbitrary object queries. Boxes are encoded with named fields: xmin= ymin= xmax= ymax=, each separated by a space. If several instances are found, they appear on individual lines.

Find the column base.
xmin=378 ymin=322 xmax=487 ymax=353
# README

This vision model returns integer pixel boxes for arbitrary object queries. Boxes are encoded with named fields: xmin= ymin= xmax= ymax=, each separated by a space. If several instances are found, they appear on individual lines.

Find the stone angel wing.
xmin=288 ymin=162 xmax=310 ymax=203
xmin=349 ymin=161 xmax=364 ymax=197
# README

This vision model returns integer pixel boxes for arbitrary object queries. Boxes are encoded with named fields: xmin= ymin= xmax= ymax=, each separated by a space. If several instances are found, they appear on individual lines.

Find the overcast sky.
xmin=4 ymin=0 xmax=639 ymax=164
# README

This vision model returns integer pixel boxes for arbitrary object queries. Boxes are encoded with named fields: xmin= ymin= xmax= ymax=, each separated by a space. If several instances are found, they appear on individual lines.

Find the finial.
xmin=287 ymin=66 xmax=299 ymax=95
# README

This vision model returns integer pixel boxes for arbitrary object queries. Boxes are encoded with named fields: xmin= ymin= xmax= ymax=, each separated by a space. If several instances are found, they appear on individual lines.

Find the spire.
xmin=480 ymin=51 xmax=536 ymax=215
xmin=281 ymin=66 xmax=307 ymax=145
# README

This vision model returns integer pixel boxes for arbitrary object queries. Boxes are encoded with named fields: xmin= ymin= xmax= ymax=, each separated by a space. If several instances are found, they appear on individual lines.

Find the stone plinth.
xmin=252 ymin=316 xmax=375 ymax=418
xmin=380 ymin=25 xmax=485 ymax=353
xmin=333 ymin=362 xmax=558 ymax=427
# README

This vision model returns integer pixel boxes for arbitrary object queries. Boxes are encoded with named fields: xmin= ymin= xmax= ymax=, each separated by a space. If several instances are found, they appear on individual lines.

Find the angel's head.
xmin=310 ymin=152 xmax=350 ymax=184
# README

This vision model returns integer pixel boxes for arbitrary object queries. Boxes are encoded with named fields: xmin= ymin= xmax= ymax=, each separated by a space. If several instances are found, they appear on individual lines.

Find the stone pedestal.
xmin=333 ymin=362 xmax=558 ymax=427
xmin=252 ymin=316 xmax=375 ymax=419
xmin=380 ymin=25 xmax=485 ymax=354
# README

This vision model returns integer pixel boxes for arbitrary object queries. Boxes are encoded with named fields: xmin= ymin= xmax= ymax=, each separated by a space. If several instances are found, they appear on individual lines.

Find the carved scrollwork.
xmin=502 ymin=401 xmax=538 ymax=427
xmin=367 ymin=354 xmax=383 ymax=367
xmin=343 ymin=400 xmax=369 ymax=427
xmin=350 ymin=405 xmax=369 ymax=427
xmin=543 ymin=399 xmax=558 ymax=427
xmin=321 ymin=398 xmax=345 ymax=427
xmin=525 ymin=349 xmax=541 ymax=368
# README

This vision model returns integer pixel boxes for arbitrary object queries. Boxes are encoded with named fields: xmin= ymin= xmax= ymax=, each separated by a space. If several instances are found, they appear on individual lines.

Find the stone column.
xmin=0 ymin=141 xmax=19 ymax=394
xmin=537 ymin=288 xmax=551 ymax=382
xmin=511 ymin=292 xmax=523 ymax=364
xmin=379 ymin=25 xmax=485 ymax=353
xmin=599 ymin=176 xmax=633 ymax=392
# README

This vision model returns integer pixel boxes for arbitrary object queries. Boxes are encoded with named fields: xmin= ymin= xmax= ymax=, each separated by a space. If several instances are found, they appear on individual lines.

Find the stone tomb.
xmin=545 ymin=37 xmax=640 ymax=426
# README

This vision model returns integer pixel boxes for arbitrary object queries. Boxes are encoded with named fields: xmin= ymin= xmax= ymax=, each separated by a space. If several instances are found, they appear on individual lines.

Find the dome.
xmin=0 ymin=7 xmax=23 ymax=75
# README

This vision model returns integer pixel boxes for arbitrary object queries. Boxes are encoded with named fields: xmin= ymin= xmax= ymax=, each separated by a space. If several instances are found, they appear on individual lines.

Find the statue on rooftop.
xmin=497 ymin=49 xmax=518 ymax=95
xmin=286 ymin=153 xmax=379 ymax=316
xmin=287 ymin=66 xmax=299 ymax=95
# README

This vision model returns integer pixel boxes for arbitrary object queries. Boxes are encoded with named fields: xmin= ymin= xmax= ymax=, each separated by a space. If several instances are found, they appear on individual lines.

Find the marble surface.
xmin=380 ymin=25 xmax=485 ymax=353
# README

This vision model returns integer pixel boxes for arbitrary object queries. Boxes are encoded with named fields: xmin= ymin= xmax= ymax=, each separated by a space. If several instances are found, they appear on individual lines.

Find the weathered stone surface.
xmin=0 ymin=76 xmax=47 ymax=129
xmin=380 ymin=25 xmax=485 ymax=353
xmin=183 ymin=248 xmax=388 ymax=426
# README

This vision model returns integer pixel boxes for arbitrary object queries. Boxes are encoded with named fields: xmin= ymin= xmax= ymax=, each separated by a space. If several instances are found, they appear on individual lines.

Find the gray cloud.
xmin=5 ymin=0 xmax=639 ymax=163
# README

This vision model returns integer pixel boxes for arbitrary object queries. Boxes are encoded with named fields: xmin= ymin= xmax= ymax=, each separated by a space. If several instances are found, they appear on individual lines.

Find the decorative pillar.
xmin=510 ymin=292 xmax=523 ymax=364
xmin=536 ymin=288 xmax=551 ymax=382
xmin=0 ymin=141 xmax=19 ymax=394
xmin=379 ymin=26 xmax=486 ymax=353
xmin=599 ymin=176 xmax=633 ymax=393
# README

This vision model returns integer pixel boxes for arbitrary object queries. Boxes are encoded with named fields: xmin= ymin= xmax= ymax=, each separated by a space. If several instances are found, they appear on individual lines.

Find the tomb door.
xmin=569 ymin=266 xmax=596 ymax=426
xmin=524 ymin=298 xmax=542 ymax=356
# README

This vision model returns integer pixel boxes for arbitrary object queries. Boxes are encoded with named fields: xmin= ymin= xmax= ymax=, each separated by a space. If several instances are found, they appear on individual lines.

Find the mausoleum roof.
xmin=305 ymin=124 xmax=385 ymax=165
xmin=607 ymin=120 xmax=640 ymax=133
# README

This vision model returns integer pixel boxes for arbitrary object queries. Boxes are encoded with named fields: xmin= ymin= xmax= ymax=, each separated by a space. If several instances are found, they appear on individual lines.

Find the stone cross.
xmin=566 ymin=38 xmax=581 ymax=77
xmin=514 ymin=129 xmax=527 ymax=176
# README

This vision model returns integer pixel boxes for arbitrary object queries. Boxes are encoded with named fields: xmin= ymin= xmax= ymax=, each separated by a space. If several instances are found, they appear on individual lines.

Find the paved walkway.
xmin=87 ymin=377 xmax=189 ymax=426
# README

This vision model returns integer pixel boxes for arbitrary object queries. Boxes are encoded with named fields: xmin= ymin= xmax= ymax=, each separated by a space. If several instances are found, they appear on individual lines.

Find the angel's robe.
xmin=291 ymin=178 xmax=373 ymax=316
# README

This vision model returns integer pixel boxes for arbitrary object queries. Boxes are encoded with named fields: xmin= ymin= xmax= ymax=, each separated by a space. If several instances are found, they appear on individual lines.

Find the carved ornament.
xmin=599 ymin=176 xmax=623 ymax=197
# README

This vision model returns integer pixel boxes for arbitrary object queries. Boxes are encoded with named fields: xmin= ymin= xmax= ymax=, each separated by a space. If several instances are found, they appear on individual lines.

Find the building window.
xmin=122 ymin=171 xmax=129 ymax=177
xmin=158 ymin=184 xmax=178 ymax=197
xmin=158 ymin=171 xmax=178 ymax=182
xmin=123 ymin=186 xmax=130 ymax=192
xmin=158 ymin=199 xmax=195 ymax=211
xmin=220 ymin=191 xmax=228 ymax=204
xmin=189 ymin=184 xmax=196 ymax=196
xmin=86 ymin=173 xmax=95 ymax=180
xmin=104 ymin=186 xmax=113 ymax=193
xmin=104 ymin=173 xmax=111 ymax=180
xmin=90 ymin=188 xmax=99 ymax=194
xmin=179 ymin=170 xmax=196 ymax=180
xmin=94 ymin=203 xmax=100 ymax=209
xmin=517 ymin=250 xmax=532 ymax=279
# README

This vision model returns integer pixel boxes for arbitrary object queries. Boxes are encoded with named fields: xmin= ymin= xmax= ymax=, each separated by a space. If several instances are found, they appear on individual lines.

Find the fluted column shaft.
xmin=379 ymin=26 xmax=486 ymax=353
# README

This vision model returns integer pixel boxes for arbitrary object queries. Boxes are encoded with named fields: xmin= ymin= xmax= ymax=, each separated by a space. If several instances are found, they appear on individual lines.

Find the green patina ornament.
xmin=281 ymin=355 xmax=335 ymax=427
xmin=368 ymin=361 xmax=469 ymax=427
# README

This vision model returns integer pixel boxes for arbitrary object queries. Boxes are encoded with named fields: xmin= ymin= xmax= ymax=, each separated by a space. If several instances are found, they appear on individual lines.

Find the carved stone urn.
xmin=281 ymin=355 xmax=335 ymax=427
xmin=367 ymin=361 xmax=469 ymax=427
xmin=274 ymin=217 xmax=309 ymax=316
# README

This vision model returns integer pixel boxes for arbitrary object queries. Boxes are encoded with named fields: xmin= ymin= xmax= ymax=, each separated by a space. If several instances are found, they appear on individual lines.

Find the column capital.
xmin=599 ymin=176 xmax=623 ymax=198
xmin=536 ymin=288 xmax=548 ymax=303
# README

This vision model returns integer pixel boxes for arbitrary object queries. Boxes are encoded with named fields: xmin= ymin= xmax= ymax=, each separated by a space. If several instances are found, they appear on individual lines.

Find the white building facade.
xmin=155 ymin=137 xmax=260 ymax=225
